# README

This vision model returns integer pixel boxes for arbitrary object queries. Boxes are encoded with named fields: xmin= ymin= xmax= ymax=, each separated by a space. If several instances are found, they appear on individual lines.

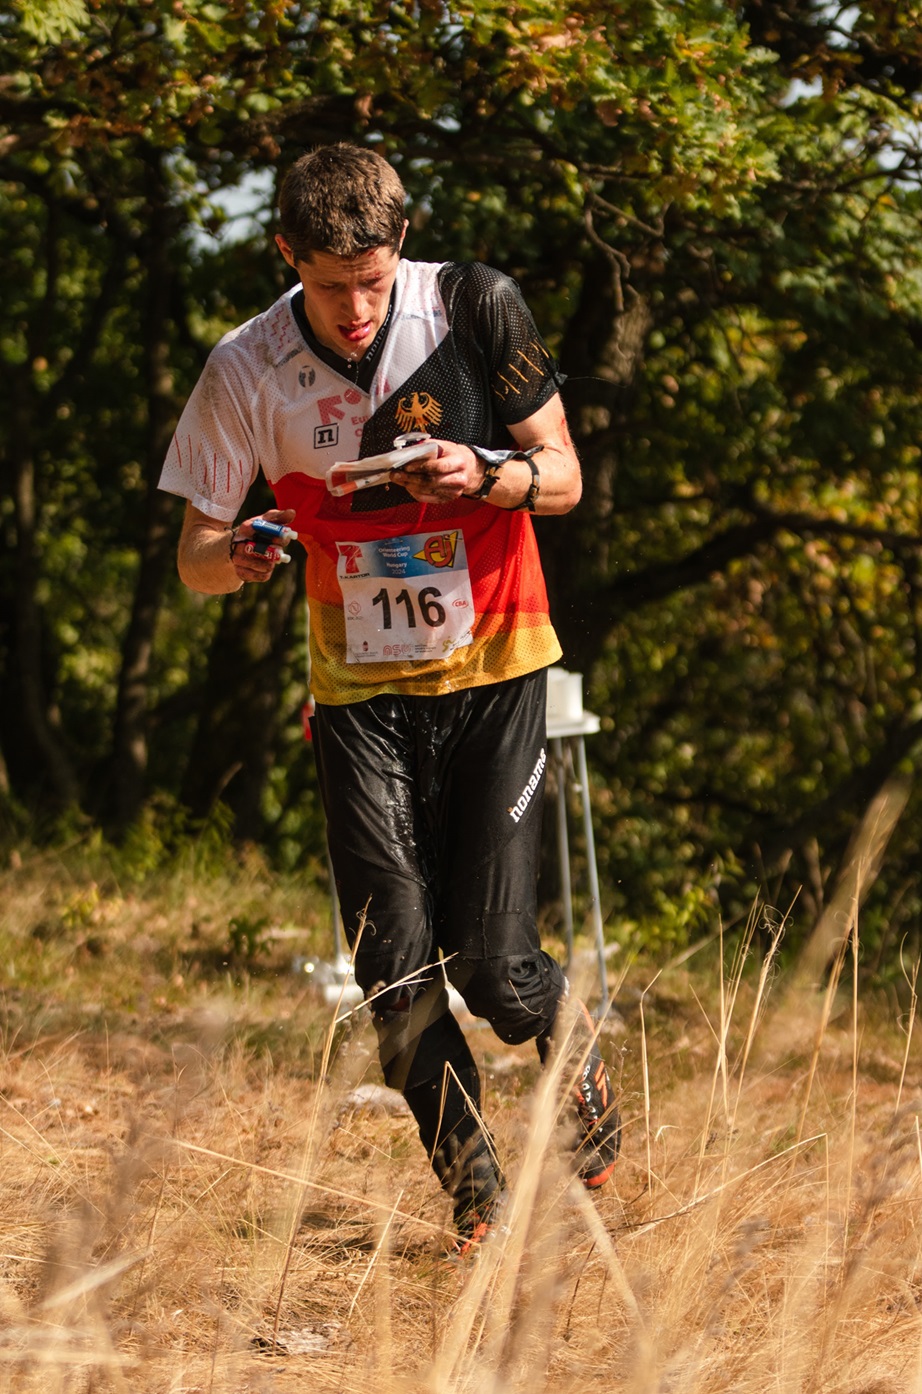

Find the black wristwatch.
xmin=467 ymin=445 xmax=543 ymax=511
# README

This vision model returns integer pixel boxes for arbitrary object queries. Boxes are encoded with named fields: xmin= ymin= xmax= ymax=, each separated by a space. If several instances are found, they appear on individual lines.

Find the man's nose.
xmin=342 ymin=286 xmax=372 ymax=319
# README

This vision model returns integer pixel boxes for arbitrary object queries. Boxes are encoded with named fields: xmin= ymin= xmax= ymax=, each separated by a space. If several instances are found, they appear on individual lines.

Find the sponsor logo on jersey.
xmin=314 ymin=396 xmax=343 ymax=448
xmin=395 ymin=391 xmax=442 ymax=434
xmin=314 ymin=389 xmax=364 ymax=448
xmin=414 ymin=532 xmax=458 ymax=568
xmin=338 ymin=543 xmax=366 ymax=576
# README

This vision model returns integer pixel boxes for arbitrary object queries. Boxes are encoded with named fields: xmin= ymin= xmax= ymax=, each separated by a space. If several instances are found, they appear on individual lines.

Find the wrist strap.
xmin=468 ymin=445 xmax=543 ymax=512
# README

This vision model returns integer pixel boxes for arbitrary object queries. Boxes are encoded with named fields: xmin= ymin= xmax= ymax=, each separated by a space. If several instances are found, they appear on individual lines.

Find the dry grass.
xmin=0 ymin=861 xmax=921 ymax=1393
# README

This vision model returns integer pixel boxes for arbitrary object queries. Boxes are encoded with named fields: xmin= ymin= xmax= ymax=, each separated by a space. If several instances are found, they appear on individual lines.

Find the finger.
xmin=238 ymin=510 xmax=296 ymax=538
xmin=237 ymin=542 xmax=282 ymax=564
xmin=231 ymin=544 xmax=281 ymax=581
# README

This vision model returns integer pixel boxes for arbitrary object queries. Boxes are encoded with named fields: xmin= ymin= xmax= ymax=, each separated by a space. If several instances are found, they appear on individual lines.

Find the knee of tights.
xmin=447 ymin=953 xmax=564 ymax=1045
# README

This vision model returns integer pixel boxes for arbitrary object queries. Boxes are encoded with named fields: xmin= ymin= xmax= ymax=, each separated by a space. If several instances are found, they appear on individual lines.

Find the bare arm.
xmin=177 ymin=502 xmax=297 ymax=594
xmin=391 ymin=393 xmax=581 ymax=514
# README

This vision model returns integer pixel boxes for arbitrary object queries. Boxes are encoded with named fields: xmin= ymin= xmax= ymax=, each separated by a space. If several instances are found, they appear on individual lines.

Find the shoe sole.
xmin=582 ymin=1158 xmax=617 ymax=1189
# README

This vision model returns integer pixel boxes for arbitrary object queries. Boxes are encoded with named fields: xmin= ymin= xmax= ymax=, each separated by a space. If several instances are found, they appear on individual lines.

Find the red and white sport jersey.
xmin=159 ymin=259 xmax=566 ymax=704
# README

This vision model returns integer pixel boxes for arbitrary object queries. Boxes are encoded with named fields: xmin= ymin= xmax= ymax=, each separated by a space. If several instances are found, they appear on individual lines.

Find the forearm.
xmin=392 ymin=393 xmax=582 ymax=514
xmin=502 ymin=395 xmax=581 ymax=515
xmin=178 ymin=509 xmax=242 ymax=594
xmin=466 ymin=444 xmax=580 ymax=515
xmin=177 ymin=502 xmax=297 ymax=593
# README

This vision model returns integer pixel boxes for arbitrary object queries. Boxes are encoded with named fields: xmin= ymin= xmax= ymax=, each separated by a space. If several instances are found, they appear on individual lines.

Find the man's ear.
xmin=275 ymin=233 xmax=297 ymax=268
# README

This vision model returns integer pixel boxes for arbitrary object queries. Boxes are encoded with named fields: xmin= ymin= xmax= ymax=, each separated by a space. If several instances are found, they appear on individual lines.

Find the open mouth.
xmin=339 ymin=322 xmax=372 ymax=344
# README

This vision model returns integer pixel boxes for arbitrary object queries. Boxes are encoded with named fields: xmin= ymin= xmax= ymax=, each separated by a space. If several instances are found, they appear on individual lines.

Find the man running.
xmin=160 ymin=142 xmax=620 ymax=1254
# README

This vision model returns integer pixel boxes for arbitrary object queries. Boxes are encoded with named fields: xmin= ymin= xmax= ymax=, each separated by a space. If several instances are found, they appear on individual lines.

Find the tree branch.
xmin=606 ymin=509 xmax=922 ymax=612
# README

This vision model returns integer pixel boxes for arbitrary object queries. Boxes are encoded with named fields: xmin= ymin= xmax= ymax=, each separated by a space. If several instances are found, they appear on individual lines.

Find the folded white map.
xmin=325 ymin=438 xmax=438 ymax=496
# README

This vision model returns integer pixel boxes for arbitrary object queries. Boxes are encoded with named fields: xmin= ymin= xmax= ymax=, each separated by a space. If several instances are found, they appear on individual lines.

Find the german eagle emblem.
xmin=395 ymin=392 xmax=443 ymax=434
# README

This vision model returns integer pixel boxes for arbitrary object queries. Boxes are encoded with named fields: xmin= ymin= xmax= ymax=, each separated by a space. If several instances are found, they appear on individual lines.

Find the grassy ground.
xmin=0 ymin=854 xmax=920 ymax=1392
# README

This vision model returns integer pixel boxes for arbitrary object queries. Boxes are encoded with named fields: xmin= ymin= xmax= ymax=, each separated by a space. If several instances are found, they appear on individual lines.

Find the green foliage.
xmin=58 ymin=882 xmax=101 ymax=933
xmin=11 ymin=0 xmax=89 ymax=45
xmin=3 ymin=0 xmax=922 ymax=970
xmin=117 ymin=795 xmax=239 ymax=883
xmin=226 ymin=912 xmax=273 ymax=963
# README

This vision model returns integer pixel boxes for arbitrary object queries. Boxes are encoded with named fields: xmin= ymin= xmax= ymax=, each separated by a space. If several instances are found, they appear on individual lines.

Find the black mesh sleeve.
xmin=447 ymin=263 xmax=566 ymax=426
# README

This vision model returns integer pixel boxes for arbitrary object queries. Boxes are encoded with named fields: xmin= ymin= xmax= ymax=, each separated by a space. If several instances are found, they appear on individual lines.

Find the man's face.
xmin=276 ymin=227 xmax=406 ymax=361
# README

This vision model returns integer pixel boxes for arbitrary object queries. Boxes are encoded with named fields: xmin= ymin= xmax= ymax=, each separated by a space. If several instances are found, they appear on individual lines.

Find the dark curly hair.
xmin=278 ymin=143 xmax=407 ymax=262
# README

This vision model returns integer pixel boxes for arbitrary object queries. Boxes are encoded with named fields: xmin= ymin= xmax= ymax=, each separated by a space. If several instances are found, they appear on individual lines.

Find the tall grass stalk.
xmin=845 ymin=915 xmax=860 ymax=1254
xmin=692 ymin=912 xmax=757 ymax=1195
xmin=795 ymin=924 xmax=852 ymax=1148
xmin=896 ymin=942 xmax=920 ymax=1119
xmin=426 ymin=1007 xmax=575 ymax=1391
xmin=639 ymin=972 xmax=660 ymax=1200
xmin=269 ymin=909 xmax=369 ymax=1348
xmin=728 ymin=901 xmax=787 ymax=1142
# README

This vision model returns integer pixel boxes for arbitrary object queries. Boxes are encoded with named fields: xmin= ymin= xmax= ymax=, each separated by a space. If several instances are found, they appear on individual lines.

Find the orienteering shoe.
xmin=443 ymin=1129 xmax=507 ymax=1259
xmin=571 ymin=1001 xmax=621 ymax=1188
xmin=451 ymin=1187 xmax=508 ymax=1259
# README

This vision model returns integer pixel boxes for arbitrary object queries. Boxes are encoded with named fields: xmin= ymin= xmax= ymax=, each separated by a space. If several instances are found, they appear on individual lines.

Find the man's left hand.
xmin=391 ymin=442 xmax=481 ymax=503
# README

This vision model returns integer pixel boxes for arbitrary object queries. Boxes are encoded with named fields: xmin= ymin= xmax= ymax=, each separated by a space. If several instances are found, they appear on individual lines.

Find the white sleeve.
xmin=158 ymin=346 xmax=261 ymax=524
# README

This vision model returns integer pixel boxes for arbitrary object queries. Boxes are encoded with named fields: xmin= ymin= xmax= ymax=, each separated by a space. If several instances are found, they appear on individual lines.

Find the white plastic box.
xmin=546 ymin=666 xmax=584 ymax=724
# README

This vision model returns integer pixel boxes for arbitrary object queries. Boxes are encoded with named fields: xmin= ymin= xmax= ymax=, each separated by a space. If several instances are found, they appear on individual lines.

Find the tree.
xmin=4 ymin=0 xmax=922 ymax=962
xmin=0 ymin=0 xmax=346 ymax=827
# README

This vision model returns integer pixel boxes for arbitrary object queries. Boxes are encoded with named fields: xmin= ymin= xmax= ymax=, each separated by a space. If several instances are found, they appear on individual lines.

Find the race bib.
xmin=336 ymin=530 xmax=475 ymax=664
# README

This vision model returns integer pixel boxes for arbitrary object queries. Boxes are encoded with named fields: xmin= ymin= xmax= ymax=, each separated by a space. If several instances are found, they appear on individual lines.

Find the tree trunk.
xmin=0 ymin=180 xmax=81 ymax=815
xmin=179 ymin=562 xmax=302 ymax=842
xmin=109 ymin=154 xmax=180 ymax=830
xmin=3 ymin=376 xmax=81 ymax=812
xmin=541 ymin=252 xmax=653 ymax=675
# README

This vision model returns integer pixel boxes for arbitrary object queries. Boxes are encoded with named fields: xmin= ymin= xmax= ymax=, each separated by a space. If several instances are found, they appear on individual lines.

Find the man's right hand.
xmin=178 ymin=503 xmax=297 ymax=595
xmin=229 ymin=509 xmax=298 ymax=584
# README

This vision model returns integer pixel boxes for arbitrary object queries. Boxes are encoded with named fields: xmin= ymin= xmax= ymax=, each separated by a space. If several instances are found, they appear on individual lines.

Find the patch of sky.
xmin=825 ymin=4 xmax=860 ymax=49
xmin=780 ymin=1 xmax=857 ymax=102
xmin=192 ymin=166 xmax=276 ymax=249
